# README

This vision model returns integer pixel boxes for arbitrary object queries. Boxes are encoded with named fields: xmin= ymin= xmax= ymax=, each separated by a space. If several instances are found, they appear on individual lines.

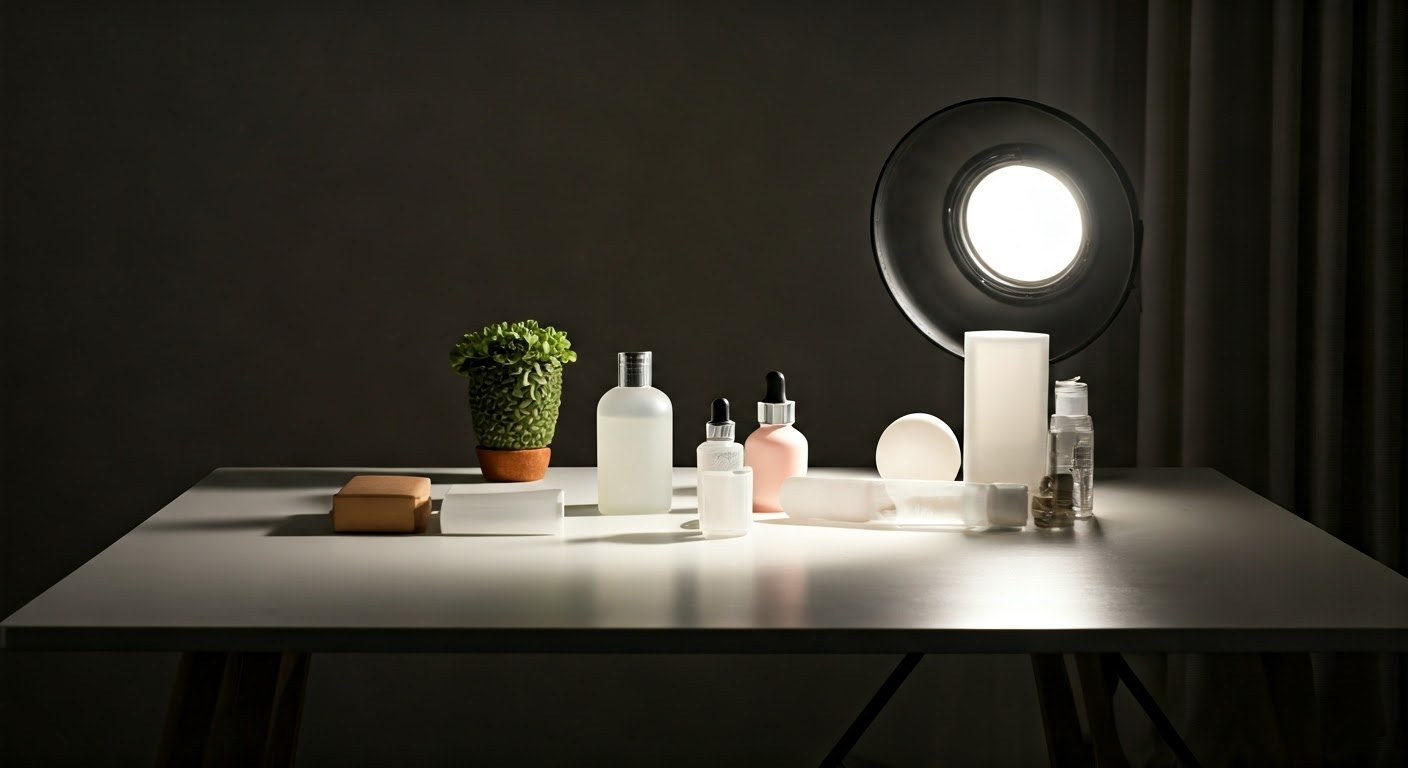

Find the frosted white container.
xmin=440 ymin=485 xmax=564 ymax=535
xmin=779 ymin=476 xmax=1027 ymax=528
xmin=597 ymin=352 xmax=673 ymax=515
xmin=963 ymin=331 xmax=1048 ymax=505
xmin=697 ymin=440 xmax=745 ymax=481
xmin=699 ymin=468 xmax=753 ymax=538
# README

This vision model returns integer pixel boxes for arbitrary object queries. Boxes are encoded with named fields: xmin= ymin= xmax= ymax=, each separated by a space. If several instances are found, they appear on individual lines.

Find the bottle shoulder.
xmin=745 ymin=424 xmax=808 ymax=447
xmin=597 ymin=386 xmax=673 ymax=417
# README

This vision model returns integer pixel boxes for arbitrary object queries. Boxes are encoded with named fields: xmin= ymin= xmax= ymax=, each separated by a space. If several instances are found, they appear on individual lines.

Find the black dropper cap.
xmin=764 ymin=371 xmax=786 ymax=403
xmin=709 ymin=398 xmax=731 ymax=425
xmin=756 ymin=370 xmax=796 ymax=425
xmin=705 ymin=397 xmax=735 ymax=439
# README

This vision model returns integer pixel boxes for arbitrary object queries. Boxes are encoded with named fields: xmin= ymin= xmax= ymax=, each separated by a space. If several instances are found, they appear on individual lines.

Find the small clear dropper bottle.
xmin=1050 ymin=377 xmax=1095 ymax=519
xmin=696 ymin=398 xmax=744 ymax=487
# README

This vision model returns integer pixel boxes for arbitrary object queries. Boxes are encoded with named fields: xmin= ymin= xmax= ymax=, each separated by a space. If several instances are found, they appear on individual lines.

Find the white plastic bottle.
xmin=696 ymin=398 xmax=745 ymax=486
xmin=597 ymin=351 xmax=673 ymax=514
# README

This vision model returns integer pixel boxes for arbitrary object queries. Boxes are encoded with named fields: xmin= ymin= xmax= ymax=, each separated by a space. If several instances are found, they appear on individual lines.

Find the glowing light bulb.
xmin=964 ymin=165 xmax=1084 ymax=284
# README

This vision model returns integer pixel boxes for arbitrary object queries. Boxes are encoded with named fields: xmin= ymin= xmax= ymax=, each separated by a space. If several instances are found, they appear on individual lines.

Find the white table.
xmin=4 ymin=467 xmax=1406 ymax=766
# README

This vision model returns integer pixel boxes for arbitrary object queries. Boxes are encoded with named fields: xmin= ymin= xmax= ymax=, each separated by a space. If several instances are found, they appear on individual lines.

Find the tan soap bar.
xmin=332 ymin=475 xmax=432 ymax=533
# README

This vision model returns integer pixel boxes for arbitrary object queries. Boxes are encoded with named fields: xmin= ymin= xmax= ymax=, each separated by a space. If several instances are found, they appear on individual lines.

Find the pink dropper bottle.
xmin=744 ymin=371 xmax=808 ymax=512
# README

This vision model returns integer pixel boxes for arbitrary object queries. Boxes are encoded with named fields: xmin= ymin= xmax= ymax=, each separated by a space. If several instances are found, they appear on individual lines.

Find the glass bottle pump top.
xmin=1055 ymin=376 xmax=1088 ymax=416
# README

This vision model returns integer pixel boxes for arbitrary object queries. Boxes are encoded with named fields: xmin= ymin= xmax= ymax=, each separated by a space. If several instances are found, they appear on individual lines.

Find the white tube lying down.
xmin=779 ymin=476 xmax=1028 ymax=529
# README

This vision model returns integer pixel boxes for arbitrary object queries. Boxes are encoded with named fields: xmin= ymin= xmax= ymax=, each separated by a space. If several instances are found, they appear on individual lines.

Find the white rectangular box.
xmin=440 ymin=484 xmax=564 ymax=536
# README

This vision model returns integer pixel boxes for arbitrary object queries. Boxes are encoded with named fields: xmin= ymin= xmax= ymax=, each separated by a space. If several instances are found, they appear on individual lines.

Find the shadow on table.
xmin=200 ymin=468 xmax=489 ymax=489
xmin=264 ymin=514 xmax=336 ymax=536
xmin=266 ymin=515 xmax=704 ymax=540
xmin=565 ymin=500 xmax=699 ymax=517
xmin=265 ymin=500 xmax=450 ymax=536
xmin=259 ymin=495 xmax=718 ymax=538
xmin=566 ymin=531 xmax=704 ymax=545
xmin=758 ymin=516 xmax=1106 ymax=540
xmin=1071 ymin=516 xmax=1106 ymax=538
xmin=757 ymin=518 xmax=1026 ymax=535
xmin=145 ymin=517 xmax=293 ymax=532
xmin=1023 ymin=516 xmax=1106 ymax=541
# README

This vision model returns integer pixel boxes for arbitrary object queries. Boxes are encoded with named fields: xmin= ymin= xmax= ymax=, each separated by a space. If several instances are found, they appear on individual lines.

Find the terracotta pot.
xmin=476 ymin=446 xmax=551 ymax=482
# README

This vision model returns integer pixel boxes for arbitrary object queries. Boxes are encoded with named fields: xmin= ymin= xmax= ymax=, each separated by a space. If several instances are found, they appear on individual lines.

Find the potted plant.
xmin=450 ymin=320 xmax=578 ymax=482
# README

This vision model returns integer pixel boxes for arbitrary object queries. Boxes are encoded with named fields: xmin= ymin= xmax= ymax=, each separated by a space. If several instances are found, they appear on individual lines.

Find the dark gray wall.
xmin=1 ymin=2 xmax=1144 ymax=764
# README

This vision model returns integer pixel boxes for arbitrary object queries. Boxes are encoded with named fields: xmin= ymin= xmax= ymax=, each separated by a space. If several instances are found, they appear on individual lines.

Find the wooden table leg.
xmin=1074 ymin=654 xmax=1128 ymax=767
xmin=1257 ymin=652 xmax=1321 ymax=767
xmin=155 ymin=652 xmax=229 ymax=767
xmin=1031 ymin=653 xmax=1089 ymax=767
xmin=155 ymin=651 xmax=312 ymax=768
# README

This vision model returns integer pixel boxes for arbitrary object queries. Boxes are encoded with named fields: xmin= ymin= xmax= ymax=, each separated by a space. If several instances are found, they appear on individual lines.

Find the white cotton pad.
xmin=440 ymin=485 xmax=564 ymax=535
xmin=875 ymin=413 xmax=962 ymax=482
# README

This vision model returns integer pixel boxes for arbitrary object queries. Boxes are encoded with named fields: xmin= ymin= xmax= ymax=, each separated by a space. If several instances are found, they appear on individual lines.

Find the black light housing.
xmin=871 ymin=97 xmax=1142 ymax=362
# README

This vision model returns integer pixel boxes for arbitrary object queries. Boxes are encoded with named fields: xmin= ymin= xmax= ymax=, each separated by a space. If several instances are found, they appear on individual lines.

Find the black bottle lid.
xmin=709 ymin=398 xmax=731 ymax=425
xmin=764 ymin=371 xmax=786 ymax=403
xmin=705 ymin=397 xmax=735 ymax=440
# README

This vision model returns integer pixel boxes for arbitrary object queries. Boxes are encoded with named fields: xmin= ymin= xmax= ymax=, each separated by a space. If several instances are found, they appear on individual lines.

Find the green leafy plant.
xmin=450 ymin=320 xmax=578 ymax=450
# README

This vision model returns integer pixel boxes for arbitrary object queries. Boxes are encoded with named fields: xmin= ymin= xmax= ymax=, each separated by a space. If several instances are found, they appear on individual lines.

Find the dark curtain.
xmin=1136 ymin=0 xmax=1405 ymax=765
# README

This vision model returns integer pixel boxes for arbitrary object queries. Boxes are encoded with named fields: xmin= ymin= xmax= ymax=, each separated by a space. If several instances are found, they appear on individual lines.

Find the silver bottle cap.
xmin=617 ymin=352 xmax=652 ymax=387
xmin=706 ymin=421 xmax=735 ymax=440
xmin=989 ymin=483 xmax=1030 ymax=528
xmin=757 ymin=400 xmax=796 ymax=425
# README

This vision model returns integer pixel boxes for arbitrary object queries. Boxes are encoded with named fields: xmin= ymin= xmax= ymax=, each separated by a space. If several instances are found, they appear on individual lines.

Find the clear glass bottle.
xmin=696 ymin=398 xmax=744 ymax=488
xmin=596 ymin=352 xmax=673 ymax=515
xmin=1050 ymin=377 xmax=1094 ymax=519
xmin=1031 ymin=472 xmax=1068 ymax=529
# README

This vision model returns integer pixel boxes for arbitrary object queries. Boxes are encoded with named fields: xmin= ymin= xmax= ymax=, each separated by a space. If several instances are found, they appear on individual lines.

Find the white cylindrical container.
xmin=597 ymin=352 xmax=673 ymax=515
xmin=779 ymin=476 xmax=1027 ymax=528
xmin=699 ymin=467 xmax=753 ymax=538
xmin=963 ymin=331 xmax=1048 ymax=506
